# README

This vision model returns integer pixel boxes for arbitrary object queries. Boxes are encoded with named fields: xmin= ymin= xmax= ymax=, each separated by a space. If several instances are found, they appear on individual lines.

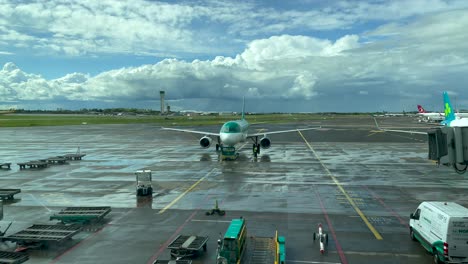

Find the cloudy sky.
xmin=1 ymin=0 xmax=468 ymax=112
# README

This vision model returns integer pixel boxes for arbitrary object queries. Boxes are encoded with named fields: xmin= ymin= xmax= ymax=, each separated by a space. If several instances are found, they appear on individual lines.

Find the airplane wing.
xmin=161 ymin=127 xmax=220 ymax=137
xmin=247 ymin=127 xmax=322 ymax=137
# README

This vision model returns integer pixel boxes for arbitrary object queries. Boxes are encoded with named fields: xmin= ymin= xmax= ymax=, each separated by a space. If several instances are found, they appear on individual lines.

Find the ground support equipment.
xmin=0 ymin=163 xmax=11 ymax=169
xmin=2 ymin=224 xmax=81 ymax=251
xmin=206 ymin=200 xmax=225 ymax=216
xmin=0 ymin=251 xmax=29 ymax=264
xmin=17 ymin=161 xmax=48 ymax=170
xmin=220 ymin=146 xmax=238 ymax=161
xmin=153 ymin=260 xmax=192 ymax=264
xmin=0 ymin=189 xmax=21 ymax=200
xmin=61 ymin=154 xmax=86 ymax=160
xmin=49 ymin=206 xmax=111 ymax=225
xmin=313 ymin=224 xmax=328 ymax=254
xmin=167 ymin=235 xmax=208 ymax=259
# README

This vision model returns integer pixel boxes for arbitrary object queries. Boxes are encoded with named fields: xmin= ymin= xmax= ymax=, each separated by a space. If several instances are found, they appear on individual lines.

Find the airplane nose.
xmin=220 ymin=133 xmax=234 ymax=145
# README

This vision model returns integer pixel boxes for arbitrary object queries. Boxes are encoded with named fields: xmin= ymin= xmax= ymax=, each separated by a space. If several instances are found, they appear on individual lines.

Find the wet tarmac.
xmin=0 ymin=115 xmax=466 ymax=264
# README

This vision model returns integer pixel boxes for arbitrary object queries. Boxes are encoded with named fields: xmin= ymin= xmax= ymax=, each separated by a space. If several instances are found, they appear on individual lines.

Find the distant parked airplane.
xmin=384 ymin=92 xmax=468 ymax=134
xmin=417 ymin=103 xmax=468 ymax=122
xmin=417 ymin=105 xmax=444 ymax=122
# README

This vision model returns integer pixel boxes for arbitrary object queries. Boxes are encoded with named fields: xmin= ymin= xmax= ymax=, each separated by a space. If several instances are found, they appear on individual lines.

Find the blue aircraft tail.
xmin=443 ymin=91 xmax=456 ymax=124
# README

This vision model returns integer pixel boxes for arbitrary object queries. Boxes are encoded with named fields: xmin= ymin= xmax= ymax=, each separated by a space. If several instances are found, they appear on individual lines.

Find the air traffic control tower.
xmin=160 ymin=91 xmax=165 ymax=115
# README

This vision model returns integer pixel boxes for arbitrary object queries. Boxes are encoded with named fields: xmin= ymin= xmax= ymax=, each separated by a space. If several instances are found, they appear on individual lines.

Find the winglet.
xmin=241 ymin=96 xmax=245 ymax=120
xmin=443 ymin=91 xmax=455 ymax=123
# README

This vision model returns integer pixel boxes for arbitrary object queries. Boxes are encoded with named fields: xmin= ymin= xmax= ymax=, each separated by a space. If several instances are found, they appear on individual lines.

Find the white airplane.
xmin=382 ymin=92 xmax=468 ymax=134
xmin=417 ymin=103 xmax=468 ymax=122
xmin=162 ymin=98 xmax=320 ymax=157
xmin=417 ymin=105 xmax=444 ymax=122
xmin=378 ymin=92 xmax=468 ymax=174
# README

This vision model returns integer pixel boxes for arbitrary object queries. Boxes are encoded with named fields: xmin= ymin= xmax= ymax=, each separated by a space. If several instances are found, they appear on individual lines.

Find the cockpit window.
xmin=221 ymin=122 xmax=241 ymax=133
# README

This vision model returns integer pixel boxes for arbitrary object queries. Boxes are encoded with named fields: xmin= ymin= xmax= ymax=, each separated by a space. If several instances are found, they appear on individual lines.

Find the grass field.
xmin=0 ymin=113 xmax=371 ymax=127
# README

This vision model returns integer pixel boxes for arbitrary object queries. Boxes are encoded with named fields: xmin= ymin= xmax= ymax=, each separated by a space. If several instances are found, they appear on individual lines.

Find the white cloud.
xmin=1 ymin=0 xmax=468 ymax=58
xmin=1 ymin=6 xmax=468 ymax=111
xmin=0 ymin=0 xmax=199 ymax=56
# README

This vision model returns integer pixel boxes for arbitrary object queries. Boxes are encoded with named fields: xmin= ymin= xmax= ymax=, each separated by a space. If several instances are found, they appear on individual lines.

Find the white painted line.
xmin=29 ymin=194 xmax=52 ymax=212
xmin=237 ymin=142 xmax=248 ymax=151
xmin=330 ymin=251 xmax=422 ymax=258
xmin=191 ymin=219 xmax=232 ymax=223
xmin=158 ymin=168 xmax=216 ymax=214
xmin=108 ymin=208 xmax=135 ymax=225
xmin=287 ymin=260 xmax=341 ymax=264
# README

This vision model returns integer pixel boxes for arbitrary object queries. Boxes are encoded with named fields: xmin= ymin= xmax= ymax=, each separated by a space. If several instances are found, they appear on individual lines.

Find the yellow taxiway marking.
xmin=367 ymin=130 xmax=384 ymax=137
xmin=297 ymin=130 xmax=383 ymax=240
xmin=158 ymin=168 xmax=216 ymax=214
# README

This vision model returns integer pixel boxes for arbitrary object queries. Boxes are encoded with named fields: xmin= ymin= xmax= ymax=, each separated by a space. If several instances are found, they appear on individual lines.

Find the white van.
xmin=409 ymin=202 xmax=468 ymax=263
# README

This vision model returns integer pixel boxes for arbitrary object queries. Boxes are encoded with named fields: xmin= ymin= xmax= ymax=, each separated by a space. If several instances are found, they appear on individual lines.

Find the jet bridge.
xmin=428 ymin=127 xmax=468 ymax=174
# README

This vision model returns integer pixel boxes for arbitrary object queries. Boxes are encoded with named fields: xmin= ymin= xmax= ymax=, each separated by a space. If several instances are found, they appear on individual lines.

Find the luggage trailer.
xmin=0 ymin=251 xmax=29 ymax=264
xmin=0 ymin=163 xmax=11 ymax=170
xmin=0 ymin=189 xmax=21 ymax=200
xmin=2 ymin=224 xmax=82 ymax=250
xmin=153 ymin=261 xmax=192 ymax=264
xmin=49 ymin=206 xmax=112 ymax=225
xmin=167 ymin=235 xmax=209 ymax=259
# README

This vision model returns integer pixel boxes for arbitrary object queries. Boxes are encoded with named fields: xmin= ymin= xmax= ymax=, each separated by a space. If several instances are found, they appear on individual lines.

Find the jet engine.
xmin=199 ymin=136 xmax=212 ymax=148
xmin=260 ymin=137 xmax=271 ymax=149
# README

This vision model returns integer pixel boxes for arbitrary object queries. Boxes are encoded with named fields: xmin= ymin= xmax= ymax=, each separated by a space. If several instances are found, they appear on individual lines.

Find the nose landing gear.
xmin=251 ymin=136 xmax=260 ymax=158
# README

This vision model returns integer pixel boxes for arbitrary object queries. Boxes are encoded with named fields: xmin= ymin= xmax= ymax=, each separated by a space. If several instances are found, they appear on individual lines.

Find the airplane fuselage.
xmin=448 ymin=118 xmax=468 ymax=127
xmin=219 ymin=119 xmax=249 ymax=146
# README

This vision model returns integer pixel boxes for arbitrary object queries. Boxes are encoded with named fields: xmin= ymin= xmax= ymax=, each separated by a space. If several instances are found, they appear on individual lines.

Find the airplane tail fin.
xmin=443 ymin=91 xmax=456 ymax=123
xmin=241 ymin=96 xmax=245 ymax=120
xmin=417 ymin=105 xmax=426 ymax=113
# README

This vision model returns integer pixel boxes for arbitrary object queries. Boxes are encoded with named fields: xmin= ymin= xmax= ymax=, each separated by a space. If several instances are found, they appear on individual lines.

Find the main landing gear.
xmin=216 ymin=136 xmax=221 ymax=152
xmin=251 ymin=136 xmax=260 ymax=158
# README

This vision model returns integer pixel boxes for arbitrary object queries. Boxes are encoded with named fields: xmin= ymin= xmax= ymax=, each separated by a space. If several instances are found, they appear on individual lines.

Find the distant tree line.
xmin=13 ymin=108 xmax=161 ymax=115
xmin=10 ymin=109 xmax=421 ymax=115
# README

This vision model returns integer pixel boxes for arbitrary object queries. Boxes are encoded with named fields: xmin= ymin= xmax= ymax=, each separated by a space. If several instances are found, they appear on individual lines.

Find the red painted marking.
xmin=51 ymin=225 xmax=107 ymax=263
xmin=15 ymin=247 xmax=27 ymax=252
xmin=147 ymin=194 xmax=216 ymax=264
xmin=364 ymin=186 xmax=409 ymax=228
xmin=314 ymin=188 xmax=348 ymax=264
xmin=146 ymin=211 xmax=198 ymax=264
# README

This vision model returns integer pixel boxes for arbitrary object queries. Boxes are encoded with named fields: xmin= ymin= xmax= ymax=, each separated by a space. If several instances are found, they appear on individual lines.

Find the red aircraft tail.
xmin=417 ymin=105 xmax=426 ymax=113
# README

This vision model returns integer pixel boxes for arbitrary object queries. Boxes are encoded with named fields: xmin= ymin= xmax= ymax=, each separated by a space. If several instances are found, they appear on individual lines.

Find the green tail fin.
xmin=443 ymin=91 xmax=455 ymax=123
